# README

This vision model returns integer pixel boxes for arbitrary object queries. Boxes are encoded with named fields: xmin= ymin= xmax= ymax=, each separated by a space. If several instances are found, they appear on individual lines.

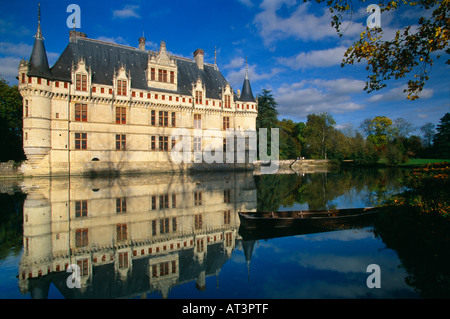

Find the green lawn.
xmin=400 ymin=159 xmax=450 ymax=167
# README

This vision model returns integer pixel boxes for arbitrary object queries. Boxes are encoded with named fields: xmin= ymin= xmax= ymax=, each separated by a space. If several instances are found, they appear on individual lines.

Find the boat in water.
xmin=238 ymin=207 xmax=380 ymax=241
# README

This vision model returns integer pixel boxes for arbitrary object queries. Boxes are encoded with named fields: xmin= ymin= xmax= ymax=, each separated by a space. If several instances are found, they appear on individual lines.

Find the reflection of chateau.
xmin=18 ymin=172 xmax=256 ymax=298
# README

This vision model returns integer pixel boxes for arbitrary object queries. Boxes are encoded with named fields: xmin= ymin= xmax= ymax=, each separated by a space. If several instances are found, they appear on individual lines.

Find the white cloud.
xmin=113 ymin=5 xmax=141 ymax=19
xmin=0 ymin=42 xmax=33 ymax=57
xmin=274 ymin=78 xmax=366 ymax=119
xmin=0 ymin=56 xmax=20 ymax=83
xmin=368 ymin=85 xmax=434 ymax=103
xmin=223 ymin=57 xmax=245 ymax=70
xmin=277 ymin=46 xmax=348 ymax=70
xmin=253 ymin=1 xmax=363 ymax=46
xmin=0 ymin=41 xmax=59 ymax=84
xmin=225 ymin=63 xmax=283 ymax=89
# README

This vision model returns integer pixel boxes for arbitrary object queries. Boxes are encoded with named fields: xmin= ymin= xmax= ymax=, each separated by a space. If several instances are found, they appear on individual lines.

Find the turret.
xmin=19 ymin=4 xmax=53 ymax=168
xmin=239 ymin=58 xmax=255 ymax=103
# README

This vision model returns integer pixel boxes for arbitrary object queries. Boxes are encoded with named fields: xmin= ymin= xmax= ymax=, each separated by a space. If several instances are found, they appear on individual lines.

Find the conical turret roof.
xmin=238 ymin=58 xmax=255 ymax=102
xmin=27 ymin=4 xmax=53 ymax=79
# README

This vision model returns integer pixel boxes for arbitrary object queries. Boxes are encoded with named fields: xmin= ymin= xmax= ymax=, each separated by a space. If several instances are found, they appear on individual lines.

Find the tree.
xmin=420 ymin=122 xmax=436 ymax=148
xmin=432 ymin=113 xmax=450 ymax=158
xmin=393 ymin=118 xmax=414 ymax=139
xmin=278 ymin=119 xmax=302 ymax=159
xmin=0 ymin=76 xmax=25 ymax=162
xmin=361 ymin=116 xmax=395 ymax=151
xmin=256 ymin=89 xmax=279 ymax=131
xmin=304 ymin=112 xmax=336 ymax=159
xmin=312 ymin=0 xmax=449 ymax=100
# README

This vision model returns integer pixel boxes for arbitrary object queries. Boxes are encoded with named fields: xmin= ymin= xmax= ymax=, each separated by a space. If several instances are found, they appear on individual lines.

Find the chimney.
xmin=69 ymin=30 xmax=87 ymax=43
xmin=139 ymin=36 xmax=146 ymax=50
xmin=193 ymin=49 xmax=204 ymax=70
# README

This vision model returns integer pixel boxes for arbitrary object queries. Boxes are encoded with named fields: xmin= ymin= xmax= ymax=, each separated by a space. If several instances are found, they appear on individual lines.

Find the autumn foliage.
xmin=388 ymin=162 xmax=450 ymax=217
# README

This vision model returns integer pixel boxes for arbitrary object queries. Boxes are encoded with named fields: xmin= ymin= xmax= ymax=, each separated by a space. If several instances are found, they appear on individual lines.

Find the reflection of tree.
xmin=255 ymin=168 xmax=409 ymax=211
xmin=0 ymin=193 xmax=26 ymax=259
xmin=373 ymin=208 xmax=450 ymax=298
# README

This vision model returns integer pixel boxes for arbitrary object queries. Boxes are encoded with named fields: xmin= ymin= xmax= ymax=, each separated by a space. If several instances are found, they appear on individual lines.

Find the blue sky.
xmin=1 ymin=0 xmax=448 ymax=133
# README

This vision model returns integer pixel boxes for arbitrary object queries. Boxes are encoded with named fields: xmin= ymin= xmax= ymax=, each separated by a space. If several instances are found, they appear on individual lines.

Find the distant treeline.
xmin=257 ymin=89 xmax=450 ymax=165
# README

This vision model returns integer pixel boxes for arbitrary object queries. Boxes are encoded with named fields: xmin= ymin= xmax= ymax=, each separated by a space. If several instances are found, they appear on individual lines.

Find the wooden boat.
xmin=238 ymin=207 xmax=379 ymax=231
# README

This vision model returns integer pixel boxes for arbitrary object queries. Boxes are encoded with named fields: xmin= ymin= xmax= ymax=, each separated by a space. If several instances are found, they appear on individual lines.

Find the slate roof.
xmin=239 ymin=77 xmax=255 ymax=102
xmin=27 ymin=31 xmax=53 ymax=79
xmin=48 ymin=37 xmax=234 ymax=100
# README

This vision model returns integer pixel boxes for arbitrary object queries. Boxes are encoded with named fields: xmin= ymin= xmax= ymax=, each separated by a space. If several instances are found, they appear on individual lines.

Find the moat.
xmin=0 ymin=167 xmax=449 ymax=299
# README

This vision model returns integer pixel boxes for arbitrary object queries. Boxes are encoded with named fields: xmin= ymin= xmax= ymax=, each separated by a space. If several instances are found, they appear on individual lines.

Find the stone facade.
xmin=18 ymin=15 xmax=258 ymax=177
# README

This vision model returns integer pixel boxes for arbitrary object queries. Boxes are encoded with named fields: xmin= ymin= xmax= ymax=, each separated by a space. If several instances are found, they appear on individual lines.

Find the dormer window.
xmin=195 ymin=91 xmax=203 ymax=105
xmin=74 ymin=59 xmax=90 ymax=92
xmin=117 ymin=80 xmax=127 ymax=96
xmin=158 ymin=69 xmax=168 ymax=82
xmin=224 ymin=95 xmax=231 ymax=108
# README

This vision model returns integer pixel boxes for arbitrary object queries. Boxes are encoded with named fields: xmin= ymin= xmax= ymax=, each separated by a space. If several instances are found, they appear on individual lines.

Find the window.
xmin=225 ymin=232 xmax=233 ymax=246
xmin=159 ymin=111 xmax=168 ymax=127
xmin=195 ymin=91 xmax=202 ymax=104
xmin=194 ymin=214 xmax=203 ymax=230
xmin=117 ymin=80 xmax=127 ymax=96
xmin=118 ymin=252 xmax=128 ymax=269
xmin=75 ymin=200 xmax=88 ymax=218
xmin=171 ymin=112 xmax=176 ymax=127
xmin=159 ymin=194 xmax=169 ymax=209
xmin=151 ymin=110 xmax=156 ymax=126
xmin=194 ymin=114 xmax=201 ymax=129
xmin=193 ymin=137 xmax=201 ymax=152
xmin=75 ymin=133 xmax=87 ymax=150
xmin=151 ymin=68 xmax=156 ymax=81
xmin=116 ymin=224 xmax=128 ymax=241
xmin=75 ymin=104 xmax=87 ymax=122
xmin=171 ymin=137 xmax=176 ymax=150
xmin=160 ymin=218 xmax=170 ymax=234
xmin=170 ymin=71 xmax=175 ymax=84
xmin=115 ymin=134 xmax=126 ymax=151
xmin=160 ymin=262 xmax=169 ymax=276
xmin=224 ymin=95 xmax=231 ymax=108
xmin=21 ymin=73 xmax=26 ymax=84
xmin=76 ymin=74 xmax=87 ymax=91
xmin=24 ymin=100 xmax=28 ymax=117
xmin=158 ymin=69 xmax=168 ymax=82
xmin=197 ymin=239 xmax=204 ymax=252
xmin=224 ymin=210 xmax=231 ymax=224
xmin=151 ymin=136 xmax=156 ymax=151
xmin=77 ymin=259 xmax=89 ymax=277
xmin=223 ymin=138 xmax=227 ymax=152
xmin=116 ymin=197 xmax=127 ymax=213
xmin=75 ymin=228 xmax=88 ymax=247
xmin=223 ymin=117 xmax=230 ymax=130
xmin=194 ymin=191 xmax=202 ymax=206
xmin=115 ymin=107 xmax=126 ymax=124
xmin=172 ymin=194 xmax=176 ymax=208
xmin=152 ymin=220 xmax=157 ymax=235
xmin=224 ymin=189 xmax=231 ymax=203
xmin=172 ymin=217 xmax=177 ymax=231
xmin=151 ymin=196 xmax=157 ymax=210
xmin=159 ymin=136 xmax=169 ymax=151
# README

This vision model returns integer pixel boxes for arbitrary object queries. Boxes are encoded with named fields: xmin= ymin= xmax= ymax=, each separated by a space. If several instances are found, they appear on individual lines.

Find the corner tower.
xmin=239 ymin=58 xmax=255 ymax=103
xmin=19 ymin=4 xmax=53 ymax=173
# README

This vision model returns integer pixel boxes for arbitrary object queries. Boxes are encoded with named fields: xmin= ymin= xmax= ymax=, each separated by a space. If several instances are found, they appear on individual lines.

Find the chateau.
xmin=18 ymin=11 xmax=258 ymax=176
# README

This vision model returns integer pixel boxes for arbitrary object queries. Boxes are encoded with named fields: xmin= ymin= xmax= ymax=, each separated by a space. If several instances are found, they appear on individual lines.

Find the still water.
xmin=0 ymin=168 xmax=448 ymax=299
